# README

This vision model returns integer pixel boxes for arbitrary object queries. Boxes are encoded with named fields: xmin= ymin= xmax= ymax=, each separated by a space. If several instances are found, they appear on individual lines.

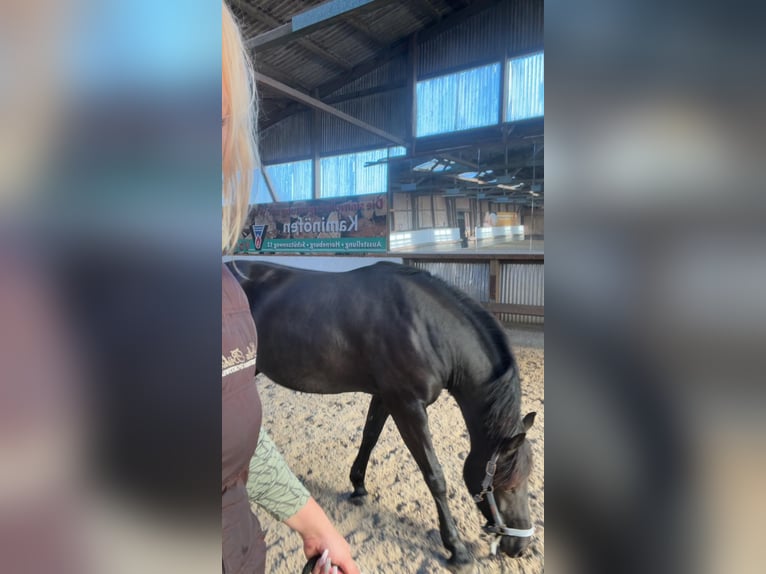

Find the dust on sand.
xmin=256 ymin=327 xmax=544 ymax=574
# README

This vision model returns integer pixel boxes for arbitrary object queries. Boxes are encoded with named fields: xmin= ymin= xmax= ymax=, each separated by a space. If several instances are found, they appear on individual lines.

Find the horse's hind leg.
xmin=349 ymin=395 xmax=388 ymax=505
xmin=388 ymin=400 xmax=472 ymax=568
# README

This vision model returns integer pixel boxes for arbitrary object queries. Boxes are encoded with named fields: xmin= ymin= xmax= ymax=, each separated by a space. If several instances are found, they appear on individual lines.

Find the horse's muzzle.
xmin=500 ymin=535 xmax=530 ymax=558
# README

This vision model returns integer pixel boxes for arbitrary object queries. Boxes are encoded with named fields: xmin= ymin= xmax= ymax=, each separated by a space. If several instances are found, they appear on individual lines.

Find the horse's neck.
xmin=451 ymin=365 xmax=521 ymax=457
xmin=452 ymin=388 xmax=497 ymax=457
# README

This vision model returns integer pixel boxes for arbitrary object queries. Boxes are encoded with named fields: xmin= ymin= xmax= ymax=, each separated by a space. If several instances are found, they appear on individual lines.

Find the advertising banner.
xmin=236 ymin=193 xmax=388 ymax=254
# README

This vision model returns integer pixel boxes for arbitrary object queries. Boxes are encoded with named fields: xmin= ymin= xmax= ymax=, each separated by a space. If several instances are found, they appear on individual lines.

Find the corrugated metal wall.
xmin=418 ymin=0 xmax=543 ymax=77
xmin=260 ymin=111 xmax=312 ymax=163
xmin=405 ymin=260 xmax=543 ymax=324
xmin=498 ymin=263 xmax=544 ymax=324
xmin=259 ymin=0 xmax=543 ymax=163
xmin=320 ymin=91 xmax=407 ymax=154
xmin=407 ymin=261 xmax=490 ymax=303
xmin=324 ymin=57 xmax=407 ymax=99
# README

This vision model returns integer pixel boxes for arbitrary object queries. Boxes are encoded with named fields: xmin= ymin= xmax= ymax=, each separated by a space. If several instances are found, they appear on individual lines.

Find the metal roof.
xmin=230 ymin=0 xmax=544 ymax=205
xmin=230 ymin=0 xmax=486 ymax=123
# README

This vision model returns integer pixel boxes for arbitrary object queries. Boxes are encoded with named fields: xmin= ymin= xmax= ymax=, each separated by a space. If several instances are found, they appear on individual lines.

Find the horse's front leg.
xmin=349 ymin=395 xmax=389 ymax=504
xmin=388 ymin=399 xmax=472 ymax=568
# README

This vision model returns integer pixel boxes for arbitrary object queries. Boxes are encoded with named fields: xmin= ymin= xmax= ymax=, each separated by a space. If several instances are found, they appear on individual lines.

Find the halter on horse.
xmin=473 ymin=452 xmax=535 ymax=555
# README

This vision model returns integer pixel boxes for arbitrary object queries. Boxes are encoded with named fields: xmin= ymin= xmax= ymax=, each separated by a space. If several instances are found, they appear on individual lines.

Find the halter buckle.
xmin=485 ymin=459 xmax=497 ymax=477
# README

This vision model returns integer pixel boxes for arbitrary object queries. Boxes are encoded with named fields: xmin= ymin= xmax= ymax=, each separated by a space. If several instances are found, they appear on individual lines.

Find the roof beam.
xmin=315 ymin=0 xmax=498 ymax=99
xmin=440 ymin=153 xmax=479 ymax=170
xmin=234 ymin=1 xmax=351 ymax=72
xmin=260 ymin=76 xmax=406 ymax=126
xmin=254 ymin=60 xmax=311 ymax=93
xmin=259 ymin=0 xmax=500 ymax=128
xmin=443 ymin=0 xmax=470 ymax=10
xmin=255 ymin=72 xmax=407 ymax=147
xmin=342 ymin=15 xmax=387 ymax=51
xmin=418 ymin=0 xmax=497 ymax=43
xmin=411 ymin=0 xmax=442 ymax=21
xmin=260 ymin=167 xmax=279 ymax=203
xmin=317 ymin=42 xmax=409 ymax=100
xmin=260 ymin=102 xmax=306 ymax=130
xmin=246 ymin=0 xmax=393 ymax=52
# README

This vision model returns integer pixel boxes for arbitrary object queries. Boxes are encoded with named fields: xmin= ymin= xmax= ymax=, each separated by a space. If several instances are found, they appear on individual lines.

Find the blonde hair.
xmin=222 ymin=1 xmax=259 ymax=253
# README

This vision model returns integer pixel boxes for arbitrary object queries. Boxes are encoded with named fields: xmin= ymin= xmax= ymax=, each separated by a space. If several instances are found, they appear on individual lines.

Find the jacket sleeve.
xmin=246 ymin=428 xmax=311 ymax=522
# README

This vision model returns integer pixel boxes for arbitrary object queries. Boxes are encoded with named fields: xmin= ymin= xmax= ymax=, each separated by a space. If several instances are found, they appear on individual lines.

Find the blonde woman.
xmin=221 ymin=3 xmax=360 ymax=573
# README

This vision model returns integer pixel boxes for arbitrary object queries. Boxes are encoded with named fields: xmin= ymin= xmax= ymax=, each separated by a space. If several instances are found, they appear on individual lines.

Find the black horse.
xmin=229 ymin=259 xmax=537 ymax=568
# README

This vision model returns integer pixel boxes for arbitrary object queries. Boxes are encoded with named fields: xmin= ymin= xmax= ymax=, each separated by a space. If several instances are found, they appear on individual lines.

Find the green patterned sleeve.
xmin=246 ymin=428 xmax=311 ymax=522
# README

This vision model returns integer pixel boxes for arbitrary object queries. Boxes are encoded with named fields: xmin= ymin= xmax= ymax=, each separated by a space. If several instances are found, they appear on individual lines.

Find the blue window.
xmin=320 ymin=148 xmax=389 ymax=198
xmin=506 ymin=52 xmax=544 ymax=122
xmin=416 ymin=63 xmax=501 ymax=137
xmin=251 ymin=160 xmax=312 ymax=204
xmin=250 ymin=169 xmax=273 ymax=204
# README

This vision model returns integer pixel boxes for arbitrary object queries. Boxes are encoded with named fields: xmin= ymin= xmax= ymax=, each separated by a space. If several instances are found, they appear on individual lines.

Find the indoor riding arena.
xmin=257 ymin=323 xmax=544 ymax=573
xmin=231 ymin=0 xmax=544 ymax=571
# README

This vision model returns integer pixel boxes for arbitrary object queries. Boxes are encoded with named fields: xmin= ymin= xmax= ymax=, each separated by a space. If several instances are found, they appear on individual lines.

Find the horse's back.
xmin=232 ymin=259 xmax=506 ymax=399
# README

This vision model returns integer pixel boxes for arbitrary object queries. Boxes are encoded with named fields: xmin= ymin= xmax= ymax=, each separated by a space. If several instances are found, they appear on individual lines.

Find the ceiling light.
xmin=498 ymin=183 xmax=525 ymax=191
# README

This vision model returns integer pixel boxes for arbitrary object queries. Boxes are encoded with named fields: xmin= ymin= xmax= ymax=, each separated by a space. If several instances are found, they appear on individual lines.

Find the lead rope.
xmin=301 ymin=555 xmax=320 ymax=574
xmin=229 ymin=259 xmax=249 ymax=282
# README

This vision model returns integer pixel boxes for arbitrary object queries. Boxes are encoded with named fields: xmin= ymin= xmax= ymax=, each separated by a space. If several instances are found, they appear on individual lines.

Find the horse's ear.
xmin=501 ymin=433 xmax=526 ymax=454
xmin=523 ymin=412 xmax=537 ymax=432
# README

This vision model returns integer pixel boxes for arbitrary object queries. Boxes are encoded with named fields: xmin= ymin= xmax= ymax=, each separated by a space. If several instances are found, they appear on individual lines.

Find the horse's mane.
xmin=381 ymin=263 xmax=523 ymax=443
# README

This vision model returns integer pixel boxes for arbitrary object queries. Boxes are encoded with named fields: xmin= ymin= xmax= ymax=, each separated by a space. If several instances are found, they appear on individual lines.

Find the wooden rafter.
xmin=255 ymin=72 xmax=407 ymax=147
xmin=233 ymin=0 xmax=351 ymax=72
xmin=245 ymin=0 xmax=394 ymax=52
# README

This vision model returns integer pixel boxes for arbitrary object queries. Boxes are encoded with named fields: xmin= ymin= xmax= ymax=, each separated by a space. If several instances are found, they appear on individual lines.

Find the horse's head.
xmin=465 ymin=411 xmax=536 ymax=558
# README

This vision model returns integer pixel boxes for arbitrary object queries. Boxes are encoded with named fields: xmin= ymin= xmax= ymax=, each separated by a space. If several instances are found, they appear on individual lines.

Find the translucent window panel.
xmin=320 ymin=148 xmax=388 ymax=198
xmin=263 ymin=160 xmax=312 ymax=202
xmin=250 ymin=169 xmax=274 ymax=204
xmin=506 ymin=52 xmax=544 ymax=122
xmin=416 ymin=63 xmax=501 ymax=137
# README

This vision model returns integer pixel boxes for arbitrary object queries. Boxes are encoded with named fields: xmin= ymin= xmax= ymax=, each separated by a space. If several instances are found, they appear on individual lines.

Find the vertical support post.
xmin=407 ymin=32 xmax=418 ymax=151
xmin=411 ymin=193 xmax=418 ymax=230
xmin=261 ymin=167 xmax=278 ymax=203
xmin=387 ymin=151 xmax=394 ymax=249
xmin=500 ymin=48 xmax=509 ymax=124
xmin=430 ymin=194 xmax=435 ymax=229
xmin=489 ymin=257 xmax=499 ymax=303
xmin=311 ymin=94 xmax=321 ymax=200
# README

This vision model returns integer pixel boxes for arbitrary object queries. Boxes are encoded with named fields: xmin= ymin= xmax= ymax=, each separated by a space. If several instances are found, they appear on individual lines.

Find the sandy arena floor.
xmin=256 ymin=327 xmax=544 ymax=574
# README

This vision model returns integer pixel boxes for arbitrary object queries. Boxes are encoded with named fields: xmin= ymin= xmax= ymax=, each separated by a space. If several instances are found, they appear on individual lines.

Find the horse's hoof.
xmin=348 ymin=489 xmax=367 ymax=506
xmin=446 ymin=559 xmax=474 ymax=574
xmin=446 ymin=550 xmax=474 ymax=573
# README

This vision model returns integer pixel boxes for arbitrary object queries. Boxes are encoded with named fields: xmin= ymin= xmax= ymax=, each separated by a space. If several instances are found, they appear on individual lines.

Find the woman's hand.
xmin=284 ymin=497 xmax=360 ymax=574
